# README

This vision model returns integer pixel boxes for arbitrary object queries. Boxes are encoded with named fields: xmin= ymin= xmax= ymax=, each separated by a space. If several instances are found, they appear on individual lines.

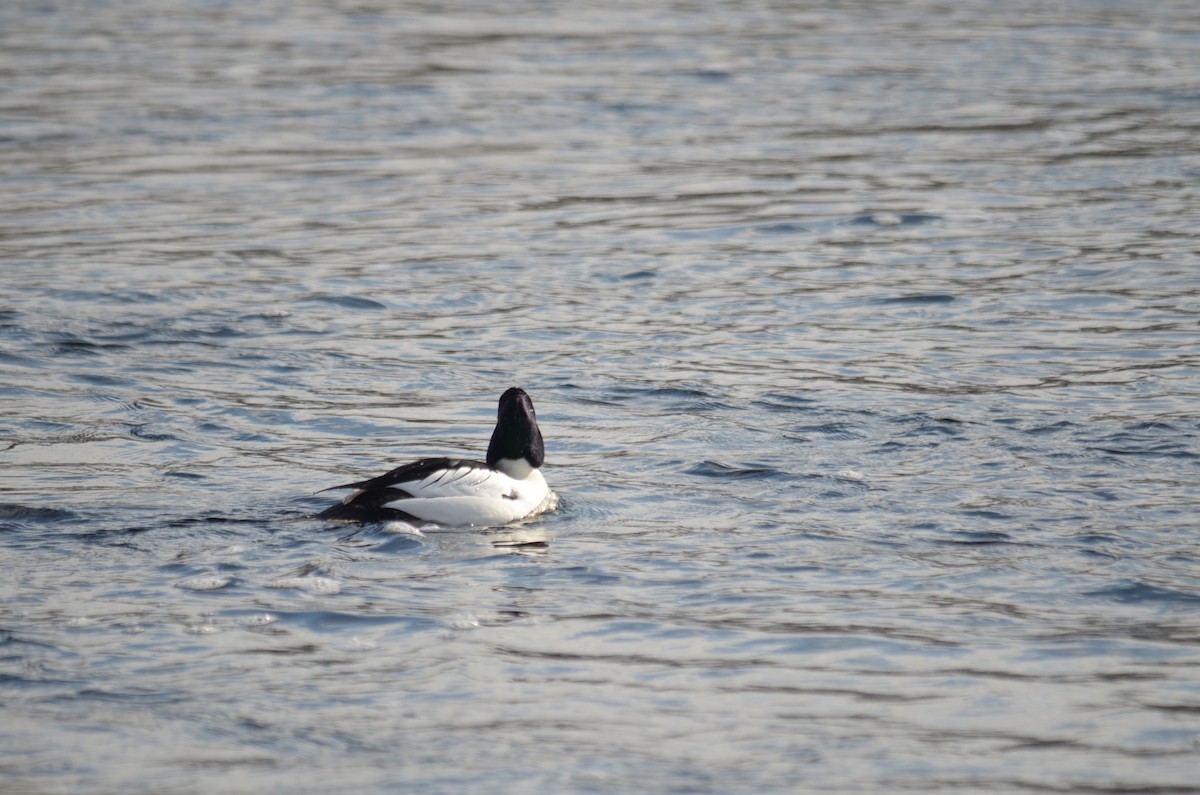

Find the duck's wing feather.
xmin=322 ymin=457 xmax=516 ymax=500
xmin=316 ymin=457 xmax=521 ymax=523
xmin=315 ymin=487 xmax=421 ymax=521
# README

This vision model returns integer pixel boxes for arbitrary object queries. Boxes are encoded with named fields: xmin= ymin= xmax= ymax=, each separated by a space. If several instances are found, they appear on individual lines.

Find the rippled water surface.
xmin=3 ymin=1 xmax=1200 ymax=792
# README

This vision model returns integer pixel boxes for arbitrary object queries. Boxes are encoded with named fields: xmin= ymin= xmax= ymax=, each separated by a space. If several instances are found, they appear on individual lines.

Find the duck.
xmin=317 ymin=387 xmax=556 ymax=526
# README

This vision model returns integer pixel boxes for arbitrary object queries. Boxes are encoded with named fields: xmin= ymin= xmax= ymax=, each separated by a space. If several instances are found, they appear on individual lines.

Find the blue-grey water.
xmin=3 ymin=1 xmax=1199 ymax=792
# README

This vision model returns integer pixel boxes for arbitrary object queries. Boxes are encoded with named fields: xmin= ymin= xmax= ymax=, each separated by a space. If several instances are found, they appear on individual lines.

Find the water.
xmin=2 ymin=0 xmax=1199 ymax=792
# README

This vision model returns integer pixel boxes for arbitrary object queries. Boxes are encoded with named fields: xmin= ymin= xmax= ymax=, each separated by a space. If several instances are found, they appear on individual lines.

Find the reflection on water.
xmin=2 ymin=0 xmax=1199 ymax=792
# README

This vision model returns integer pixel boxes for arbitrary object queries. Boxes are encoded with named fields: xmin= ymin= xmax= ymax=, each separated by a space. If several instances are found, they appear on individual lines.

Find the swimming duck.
xmin=317 ymin=387 xmax=556 ymax=526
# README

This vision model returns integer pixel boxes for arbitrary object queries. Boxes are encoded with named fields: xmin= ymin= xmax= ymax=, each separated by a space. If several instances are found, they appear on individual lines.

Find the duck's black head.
xmin=486 ymin=387 xmax=545 ymax=469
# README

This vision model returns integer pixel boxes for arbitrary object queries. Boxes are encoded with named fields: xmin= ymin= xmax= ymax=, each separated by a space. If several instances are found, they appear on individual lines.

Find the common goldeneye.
xmin=317 ymin=387 xmax=556 ymax=526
